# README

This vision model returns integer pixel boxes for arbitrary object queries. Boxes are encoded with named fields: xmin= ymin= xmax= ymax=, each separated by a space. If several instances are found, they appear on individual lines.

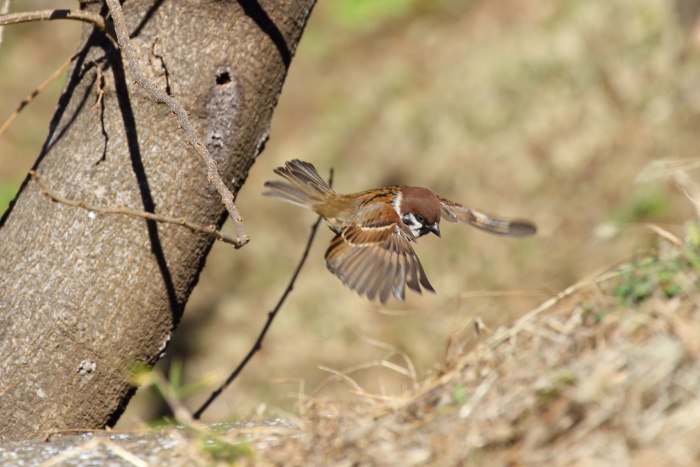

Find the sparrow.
xmin=263 ymin=159 xmax=536 ymax=304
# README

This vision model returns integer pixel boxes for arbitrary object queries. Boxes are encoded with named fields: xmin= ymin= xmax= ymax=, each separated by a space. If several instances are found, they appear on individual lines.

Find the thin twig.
xmin=0 ymin=9 xmax=117 ymax=42
xmin=30 ymin=170 xmax=242 ymax=246
xmin=90 ymin=64 xmax=106 ymax=110
xmin=0 ymin=0 xmax=12 ymax=52
xmin=104 ymin=0 xmax=249 ymax=247
xmin=192 ymin=169 xmax=334 ymax=420
xmin=309 ymin=359 xmax=413 ymax=404
xmin=0 ymin=54 xmax=75 ymax=138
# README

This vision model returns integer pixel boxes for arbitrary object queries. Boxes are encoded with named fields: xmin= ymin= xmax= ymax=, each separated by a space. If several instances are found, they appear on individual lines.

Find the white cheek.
xmin=409 ymin=225 xmax=423 ymax=238
xmin=402 ymin=213 xmax=421 ymax=238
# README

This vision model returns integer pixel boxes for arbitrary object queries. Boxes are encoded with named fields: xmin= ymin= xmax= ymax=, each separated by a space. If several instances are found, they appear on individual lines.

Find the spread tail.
xmin=263 ymin=159 xmax=334 ymax=208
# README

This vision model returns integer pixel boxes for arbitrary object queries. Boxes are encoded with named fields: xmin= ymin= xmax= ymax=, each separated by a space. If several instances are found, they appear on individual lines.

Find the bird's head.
xmin=395 ymin=186 xmax=442 ymax=239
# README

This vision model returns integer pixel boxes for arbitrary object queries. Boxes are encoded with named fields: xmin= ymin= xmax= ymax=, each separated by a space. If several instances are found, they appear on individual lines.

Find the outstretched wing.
xmin=438 ymin=196 xmax=536 ymax=237
xmin=324 ymin=219 xmax=434 ymax=304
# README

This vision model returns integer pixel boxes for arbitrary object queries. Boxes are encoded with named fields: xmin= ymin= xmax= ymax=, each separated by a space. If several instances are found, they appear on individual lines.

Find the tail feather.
xmin=263 ymin=160 xmax=334 ymax=208
xmin=263 ymin=180 xmax=313 ymax=208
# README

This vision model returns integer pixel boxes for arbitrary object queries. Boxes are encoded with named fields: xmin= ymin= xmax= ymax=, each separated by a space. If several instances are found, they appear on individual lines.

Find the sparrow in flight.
xmin=264 ymin=159 xmax=536 ymax=304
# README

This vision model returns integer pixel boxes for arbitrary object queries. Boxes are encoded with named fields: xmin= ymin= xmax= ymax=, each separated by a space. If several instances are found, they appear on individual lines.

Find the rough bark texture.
xmin=0 ymin=0 xmax=315 ymax=441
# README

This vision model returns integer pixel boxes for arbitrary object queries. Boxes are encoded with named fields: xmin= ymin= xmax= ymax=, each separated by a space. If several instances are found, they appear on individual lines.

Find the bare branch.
xmin=0 ymin=0 xmax=12 ymax=51
xmin=104 ymin=0 xmax=249 ymax=247
xmin=30 ymin=170 xmax=243 ymax=247
xmin=192 ymin=169 xmax=334 ymax=420
xmin=0 ymin=9 xmax=117 ymax=42
xmin=0 ymin=54 xmax=75 ymax=138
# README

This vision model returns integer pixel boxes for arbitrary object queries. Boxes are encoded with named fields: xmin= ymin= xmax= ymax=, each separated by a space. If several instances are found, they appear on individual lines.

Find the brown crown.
xmin=399 ymin=187 xmax=442 ymax=225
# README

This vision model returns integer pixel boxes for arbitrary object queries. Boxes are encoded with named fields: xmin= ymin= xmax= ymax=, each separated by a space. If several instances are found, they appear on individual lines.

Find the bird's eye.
xmin=416 ymin=214 xmax=425 ymax=224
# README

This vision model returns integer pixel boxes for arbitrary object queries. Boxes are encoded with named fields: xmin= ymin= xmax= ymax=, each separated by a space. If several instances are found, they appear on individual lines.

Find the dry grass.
xmin=213 ymin=234 xmax=700 ymax=465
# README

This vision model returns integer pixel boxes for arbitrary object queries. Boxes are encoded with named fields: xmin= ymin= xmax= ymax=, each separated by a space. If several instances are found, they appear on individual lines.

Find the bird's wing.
xmin=324 ymin=216 xmax=434 ymax=304
xmin=438 ymin=196 xmax=536 ymax=237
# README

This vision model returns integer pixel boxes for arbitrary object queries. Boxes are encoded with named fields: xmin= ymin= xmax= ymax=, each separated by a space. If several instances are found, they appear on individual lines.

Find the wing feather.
xmin=325 ymin=220 xmax=433 ymax=304
xmin=438 ymin=196 xmax=536 ymax=237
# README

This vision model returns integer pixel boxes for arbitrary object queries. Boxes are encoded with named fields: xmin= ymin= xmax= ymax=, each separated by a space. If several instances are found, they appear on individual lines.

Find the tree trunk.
xmin=0 ymin=0 xmax=315 ymax=441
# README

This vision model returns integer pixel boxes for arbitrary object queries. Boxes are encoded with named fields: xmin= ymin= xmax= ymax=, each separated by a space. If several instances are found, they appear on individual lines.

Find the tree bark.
xmin=0 ymin=0 xmax=315 ymax=441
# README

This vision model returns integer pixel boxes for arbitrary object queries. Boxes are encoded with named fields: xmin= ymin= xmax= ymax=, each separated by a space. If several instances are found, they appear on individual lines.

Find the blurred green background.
xmin=2 ymin=0 xmax=699 ymax=427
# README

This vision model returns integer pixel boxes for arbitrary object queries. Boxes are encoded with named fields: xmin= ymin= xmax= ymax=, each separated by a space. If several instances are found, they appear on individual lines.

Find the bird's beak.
xmin=430 ymin=223 xmax=441 ymax=238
